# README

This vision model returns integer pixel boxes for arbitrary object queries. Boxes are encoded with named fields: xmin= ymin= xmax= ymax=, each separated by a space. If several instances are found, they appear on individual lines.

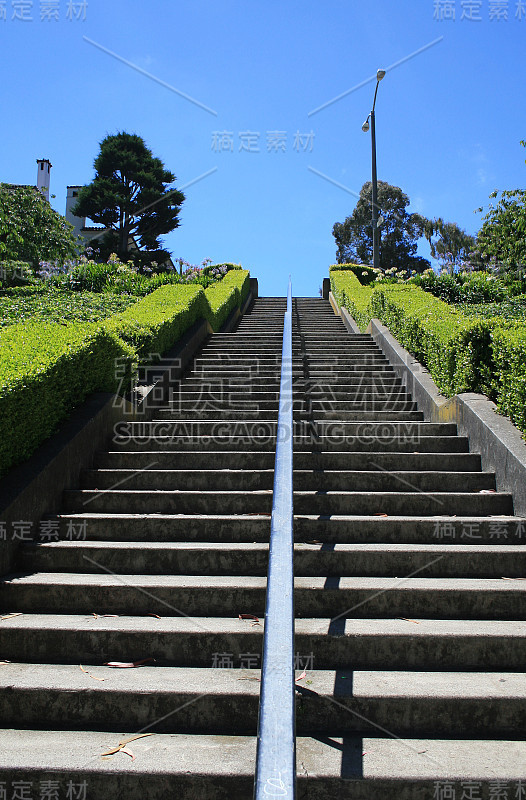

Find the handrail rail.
xmin=254 ymin=277 xmax=296 ymax=799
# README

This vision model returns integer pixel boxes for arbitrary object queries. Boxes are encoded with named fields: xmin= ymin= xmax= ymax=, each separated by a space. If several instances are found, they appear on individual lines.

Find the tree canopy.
xmin=0 ymin=184 xmax=79 ymax=268
xmin=422 ymin=218 xmax=476 ymax=274
xmin=473 ymin=141 xmax=526 ymax=274
xmin=73 ymin=132 xmax=185 ymax=263
xmin=332 ymin=181 xmax=430 ymax=272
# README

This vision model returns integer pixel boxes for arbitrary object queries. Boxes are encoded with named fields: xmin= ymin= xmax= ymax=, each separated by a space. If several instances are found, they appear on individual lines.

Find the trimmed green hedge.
xmin=204 ymin=268 xmax=250 ymax=329
xmin=0 ymin=268 xmax=253 ymax=476
xmin=330 ymin=267 xmax=373 ymax=331
xmin=370 ymin=285 xmax=497 ymax=396
xmin=105 ymin=285 xmax=207 ymax=360
xmin=491 ymin=325 xmax=526 ymax=434
xmin=104 ymin=269 xmax=250 ymax=359
xmin=330 ymin=262 xmax=377 ymax=285
xmin=0 ymin=322 xmax=135 ymax=476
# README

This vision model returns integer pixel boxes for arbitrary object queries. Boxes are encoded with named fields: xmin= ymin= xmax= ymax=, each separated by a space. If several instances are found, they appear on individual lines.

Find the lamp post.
xmin=362 ymin=69 xmax=386 ymax=271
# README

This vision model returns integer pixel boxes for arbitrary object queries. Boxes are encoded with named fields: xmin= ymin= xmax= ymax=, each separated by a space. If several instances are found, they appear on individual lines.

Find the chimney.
xmin=36 ymin=158 xmax=52 ymax=202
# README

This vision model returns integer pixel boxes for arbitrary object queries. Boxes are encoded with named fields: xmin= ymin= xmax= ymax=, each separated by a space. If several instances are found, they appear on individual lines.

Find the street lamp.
xmin=362 ymin=68 xmax=386 ymax=271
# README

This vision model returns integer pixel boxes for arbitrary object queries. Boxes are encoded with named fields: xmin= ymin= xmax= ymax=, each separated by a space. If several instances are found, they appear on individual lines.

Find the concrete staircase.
xmin=0 ymin=297 xmax=525 ymax=797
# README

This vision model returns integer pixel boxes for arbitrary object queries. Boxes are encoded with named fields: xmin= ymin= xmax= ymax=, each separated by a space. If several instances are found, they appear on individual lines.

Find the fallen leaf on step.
xmin=119 ymin=747 xmax=135 ymax=761
xmin=79 ymin=665 xmax=104 ymax=681
xmin=103 ymin=658 xmax=156 ymax=668
xmin=399 ymin=618 xmax=421 ymax=624
xmin=147 ymin=613 xmax=162 ymax=619
xmin=101 ymin=733 xmax=154 ymax=759
xmin=238 ymin=676 xmax=261 ymax=682
xmin=373 ymin=513 xmax=389 ymax=517
xmin=101 ymin=615 xmax=119 ymax=618
xmin=1 ymin=613 xmax=23 ymax=621
xmin=295 ymin=671 xmax=307 ymax=683
xmin=239 ymin=614 xmax=260 ymax=622
xmin=479 ymin=489 xmax=497 ymax=494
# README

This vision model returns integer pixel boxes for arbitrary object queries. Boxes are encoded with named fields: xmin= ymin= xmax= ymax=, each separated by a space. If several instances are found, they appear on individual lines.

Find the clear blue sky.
xmin=1 ymin=0 xmax=524 ymax=296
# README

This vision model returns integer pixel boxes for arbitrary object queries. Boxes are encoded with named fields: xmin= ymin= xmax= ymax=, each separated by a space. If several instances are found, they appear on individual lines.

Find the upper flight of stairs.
xmin=0 ymin=297 xmax=525 ymax=798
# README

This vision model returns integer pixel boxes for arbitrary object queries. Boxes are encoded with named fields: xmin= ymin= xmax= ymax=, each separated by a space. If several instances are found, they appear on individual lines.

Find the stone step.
xmin=161 ymin=394 xmax=415 ymax=407
xmin=36 ymin=513 xmax=524 ymax=545
xmin=110 ymin=435 xmax=470 ymax=453
xmin=79 ymin=469 xmax=495 ymax=493
xmin=2 ymin=573 xmax=524 ymax=619
xmin=61 ymin=487 xmax=512 ymax=515
xmin=1 ymin=730 xmax=524 ymax=800
xmin=0 ymin=664 xmax=524 ymax=738
xmin=116 ymin=421 xmax=458 ymax=437
xmin=96 ymin=450 xmax=482 ymax=471
xmin=20 ymin=541 xmax=526 ymax=578
xmin=152 ymin=410 xmax=425 ymax=422
xmin=1 ymin=614 xmax=525 ymax=669
xmin=156 ymin=398 xmax=416 ymax=411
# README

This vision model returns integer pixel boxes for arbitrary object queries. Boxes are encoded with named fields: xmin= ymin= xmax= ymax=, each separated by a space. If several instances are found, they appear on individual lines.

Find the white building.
xmin=64 ymin=184 xmax=108 ymax=245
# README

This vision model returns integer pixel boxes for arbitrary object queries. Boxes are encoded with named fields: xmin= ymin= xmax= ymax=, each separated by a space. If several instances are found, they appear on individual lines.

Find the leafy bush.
xmin=105 ymin=285 xmax=207 ymax=360
xmin=0 ymin=266 xmax=252 ymax=475
xmin=491 ymin=325 xmax=526 ymax=433
xmin=329 ymin=263 xmax=377 ymax=286
xmin=0 ymin=260 xmax=34 ymax=288
xmin=0 ymin=184 xmax=79 ymax=267
xmin=104 ymin=270 xmax=251 ymax=359
xmin=370 ymin=285 xmax=496 ymax=395
xmin=412 ymin=269 xmax=507 ymax=304
xmin=0 ymin=322 xmax=135 ymax=476
xmin=0 ymin=288 xmax=137 ymax=329
xmin=204 ymin=269 xmax=250 ymax=329
xmin=455 ymin=300 xmax=526 ymax=322
xmin=329 ymin=267 xmax=374 ymax=330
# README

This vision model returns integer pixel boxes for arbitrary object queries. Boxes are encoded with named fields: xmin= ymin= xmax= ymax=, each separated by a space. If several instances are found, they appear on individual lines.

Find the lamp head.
xmin=362 ymin=118 xmax=370 ymax=133
xmin=377 ymin=69 xmax=386 ymax=82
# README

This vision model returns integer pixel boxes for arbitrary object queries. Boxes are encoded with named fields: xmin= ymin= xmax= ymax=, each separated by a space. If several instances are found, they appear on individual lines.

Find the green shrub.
xmin=105 ymin=270 xmax=251 ymax=359
xmin=105 ymin=285 xmax=207 ymax=360
xmin=329 ymin=267 xmax=374 ymax=331
xmin=370 ymin=285 xmax=497 ymax=395
xmin=412 ymin=270 xmax=507 ymax=304
xmin=0 ymin=267 xmax=252 ymax=476
xmin=491 ymin=325 xmax=526 ymax=433
xmin=0 ymin=288 xmax=137 ymax=329
xmin=0 ymin=322 xmax=135 ymax=476
xmin=330 ymin=262 xmax=377 ymax=286
xmin=0 ymin=260 xmax=33 ymax=288
xmin=204 ymin=269 xmax=250 ymax=329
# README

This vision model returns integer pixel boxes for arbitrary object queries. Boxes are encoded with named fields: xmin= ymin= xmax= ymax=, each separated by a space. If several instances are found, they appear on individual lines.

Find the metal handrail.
xmin=254 ymin=277 xmax=296 ymax=799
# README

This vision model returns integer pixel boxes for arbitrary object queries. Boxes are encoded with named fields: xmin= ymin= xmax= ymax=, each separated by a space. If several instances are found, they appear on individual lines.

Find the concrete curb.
xmin=366 ymin=318 xmax=526 ymax=517
xmin=0 ymin=287 xmax=257 ymax=576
